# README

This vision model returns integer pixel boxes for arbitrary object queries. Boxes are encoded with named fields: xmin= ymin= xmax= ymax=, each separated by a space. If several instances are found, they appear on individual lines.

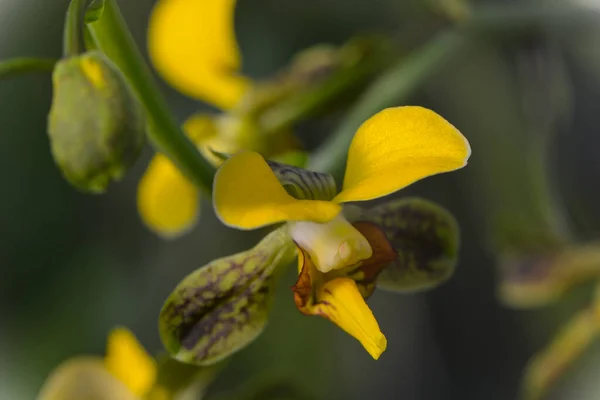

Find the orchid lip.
xmin=289 ymin=214 xmax=372 ymax=273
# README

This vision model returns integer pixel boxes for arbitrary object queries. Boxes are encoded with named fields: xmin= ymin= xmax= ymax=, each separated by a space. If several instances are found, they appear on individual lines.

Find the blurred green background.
xmin=4 ymin=0 xmax=600 ymax=399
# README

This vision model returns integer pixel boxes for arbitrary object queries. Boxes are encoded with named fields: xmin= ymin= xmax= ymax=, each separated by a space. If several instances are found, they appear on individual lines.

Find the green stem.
xmin=63 ymin=0 xmax=87 ymax=56
xmin=309 ymin=31 xmax=467 ymax=176
xmin=86 ymin=0 xmax=215 ymax=193
xmin=529 ymin=131 xmax=573 ymax=241
xmin=153 ymin=355 xmax=229 ymax=398
xmin=466 ymin=3 xmax=598 ymax=33
xmin=308 ymin=3 xmax=593 ymax=176
xmin=0 ymin=58 xmax=56 ymax=79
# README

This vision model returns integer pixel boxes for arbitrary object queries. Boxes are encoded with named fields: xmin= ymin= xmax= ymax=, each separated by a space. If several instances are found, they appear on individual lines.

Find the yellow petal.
xmin=36 ymin=357 xmax=138 ymax=400
xmin=184 ymin=113 xmax=256 ymax=167
xmin=148 ymin=0 xmax=250 ymax=109
xmin=137 ymin=154 xmax=200 ymax=238
xmin=213 ymin=151 xmax=341 ymax=229
xmin=314 ymin=277 xmax=387 ymax=359
xmin=183 ymin=114 xmax=218 ymax=146
xmin=333 ymin=106 xmax=471 ymax=203
xmin=105 ymin=327 xmax=157 ymax=397
xmin=183 ymin=114 xmax=226 ymax=167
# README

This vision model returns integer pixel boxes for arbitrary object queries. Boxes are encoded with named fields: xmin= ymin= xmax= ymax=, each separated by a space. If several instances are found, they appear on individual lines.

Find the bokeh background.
xmin=3 ymin=0 xmax=600 ymax=399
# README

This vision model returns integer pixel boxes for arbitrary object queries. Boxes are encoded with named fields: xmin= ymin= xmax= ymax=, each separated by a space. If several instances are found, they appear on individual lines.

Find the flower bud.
xmin=183 ymin=112 xmax=300 ymax=166
xmin=48 ymin=50 xmax=145 ymax=193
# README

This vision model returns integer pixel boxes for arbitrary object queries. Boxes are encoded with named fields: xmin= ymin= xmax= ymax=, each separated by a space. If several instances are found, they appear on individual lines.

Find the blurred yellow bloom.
xmin=37 ymin=327 xmax=164 ymax=400
xmin=105 ymin=328 xmax=157 ymax=397
xmin=137 ymin=153 xmax=200 ymax=238
xmin=140 ymin=0 xmax=299 ymax=238
xmin=212 ymin=106 xmax=471 ymax=358
xmin=148 ymin=0 xmax=249 ymax=109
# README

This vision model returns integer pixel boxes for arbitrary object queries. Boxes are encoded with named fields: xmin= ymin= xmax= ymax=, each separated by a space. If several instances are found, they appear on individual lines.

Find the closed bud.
xmin=48 ymin=50 xmax=145 ymax=193
xmin=183 ymin=112 xmax=301 ymax=166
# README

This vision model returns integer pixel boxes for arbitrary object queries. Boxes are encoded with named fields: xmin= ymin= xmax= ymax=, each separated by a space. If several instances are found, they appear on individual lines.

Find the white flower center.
xmin=289 ymin=214 xmax=372 ymax=273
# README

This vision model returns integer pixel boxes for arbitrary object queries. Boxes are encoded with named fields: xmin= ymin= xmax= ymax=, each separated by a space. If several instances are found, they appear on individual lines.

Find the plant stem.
xmin=466 ymin=2 xmax=600 ymax=33
xmin=528 ymin=129 xmax=573 ymax=241
xmin=309 ymin=31 xmax=467 ymax=176
xmin=0 ymin=58 xmax=56 ymax=79
xmin=63 ymin=0 xmax=87 ymax=56
xmin=86 ymin=0 xmax=215 ymax=193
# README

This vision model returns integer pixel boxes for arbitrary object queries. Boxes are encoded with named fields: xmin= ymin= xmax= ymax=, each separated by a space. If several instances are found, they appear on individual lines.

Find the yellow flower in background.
xmin=138 ymin=0 xmax=392 ymax=239
xmin=212 ymin=106 xmax=471 ymax=358
xmin=148 ymin=0 xmax=249 ymax=109
xmin=140 ymin=0 xmax=288 ymax=238
xmin=37 ymin=327 xmax=165 ymax=400
xmin=137 ymin=154 xmax=202 ymax=239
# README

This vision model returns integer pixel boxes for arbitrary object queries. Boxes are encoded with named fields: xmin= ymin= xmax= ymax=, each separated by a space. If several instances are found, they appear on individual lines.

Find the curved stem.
xmin=520 ymin=306 xmax=599 ymax=400
xmin=309 ymin=31 xmax=467 ymax=176
xmin=0 ymin=58 xmax=56 ymax=79
xmin=152 ymin=356 xmax=229 ymax=398
xmin=308 ymin=2 xmax=595 ymax=177
xmin=63 ymin=0 xmax=87 ymax=56
xmin=86 ymin=0 xmax=215 ymax=193
xmin=466 ymin=2 xmax=600 ymax=33
xmin=529 ymin=131 xmax=573 ymax=241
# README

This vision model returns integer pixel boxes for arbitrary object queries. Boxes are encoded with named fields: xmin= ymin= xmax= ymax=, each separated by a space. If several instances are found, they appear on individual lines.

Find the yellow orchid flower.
xmin=37 ymin=327 xmax=166 ymax=400
xmin=211 ymin=106 xmax=470 ymax=359
xmin=158 ymin=105 xmax=470 ymax=364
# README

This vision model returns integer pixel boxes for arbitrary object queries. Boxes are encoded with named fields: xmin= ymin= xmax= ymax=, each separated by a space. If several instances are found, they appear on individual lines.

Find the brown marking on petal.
xmin=291 ymin=223 xmax=395 ymax=319
xmin=349 ymin=198 xmax=460 ymax=293
xmin=291 ymin=246 xmax=315 ymax=315
xmin=348 ymin=222 xmax=397 ymax=298
xmin=158 ymin=228 xmax=296 ymax=365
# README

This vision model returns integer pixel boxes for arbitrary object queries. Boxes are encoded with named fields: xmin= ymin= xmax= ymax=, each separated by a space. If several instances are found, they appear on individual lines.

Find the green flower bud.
xmin=48 ymin=50 xmax=145 ymax=193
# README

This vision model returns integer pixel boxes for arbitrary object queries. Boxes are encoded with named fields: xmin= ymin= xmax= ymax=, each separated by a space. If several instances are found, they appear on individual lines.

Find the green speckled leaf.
xmin=349 ymin=197 xmax=459 ymax=292
xmin=159 ymin=228 xmax=297 ymax=366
